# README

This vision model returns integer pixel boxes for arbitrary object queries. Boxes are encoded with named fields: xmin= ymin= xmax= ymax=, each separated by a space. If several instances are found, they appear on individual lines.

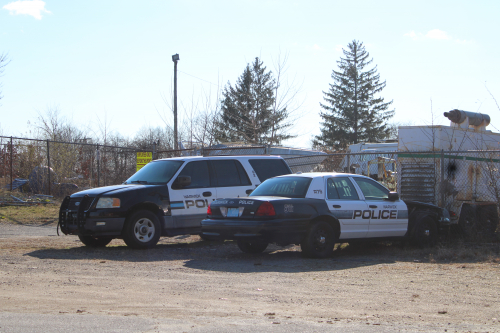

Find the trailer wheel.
xmin=301 ymin=221 xmax=337 ymax=258
xmin=459 ymin=205 xmax=498 ymax=242
xmin=78 ymin=235 xmax=113 ymax=247
xmin=236 ymin=240 xmax=268 ymax=254
xmin=122 ymin=210 xmax=161 ymax=249
xmin=410 ymin=214 xmax=437 ymax=248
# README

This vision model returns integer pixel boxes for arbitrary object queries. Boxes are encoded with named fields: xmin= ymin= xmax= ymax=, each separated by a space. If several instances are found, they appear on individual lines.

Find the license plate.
xmin=227 ymin=208 xmax=240 ymax=217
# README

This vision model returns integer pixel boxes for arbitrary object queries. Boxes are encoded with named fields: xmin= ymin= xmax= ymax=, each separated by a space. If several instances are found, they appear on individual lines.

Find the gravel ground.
xmin=1 ymin=222 xmax=500 ymax=333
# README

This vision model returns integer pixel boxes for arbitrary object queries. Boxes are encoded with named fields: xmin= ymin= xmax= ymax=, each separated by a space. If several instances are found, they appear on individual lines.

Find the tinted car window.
xmin=211 ymin=160 xmax=251 ymax=187
xmin=326 ymin=178 xmax=339 ymax=199
xmin=250 ymin=177 xmax=312 ymax=198
xmin=353 ymin=177 xmax=389 ymax=200
xmin=125 ymin=160 xmax=183 ymax=184
xmin=176 ymin=161 xmax=211 ymax=189
xmin=248 ymin=159 xmax=291 ymax=182
xmin=328 ymin=177 xmax=359 ymax=200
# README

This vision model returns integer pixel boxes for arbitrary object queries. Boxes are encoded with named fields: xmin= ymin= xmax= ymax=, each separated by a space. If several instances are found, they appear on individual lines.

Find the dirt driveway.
xmin=0 ymin=222 xmax=499 ymax=333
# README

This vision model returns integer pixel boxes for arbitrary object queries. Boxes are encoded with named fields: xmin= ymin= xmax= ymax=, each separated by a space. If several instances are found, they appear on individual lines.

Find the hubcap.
xmin=314 ymin=229 xmax=328 ymax=249
xmin=134 ymin=218 xmax=155 ymax=242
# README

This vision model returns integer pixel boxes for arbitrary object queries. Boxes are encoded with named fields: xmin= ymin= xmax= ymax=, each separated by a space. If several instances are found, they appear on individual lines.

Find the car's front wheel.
xmin=410 ymin=214 xmax=437 ymax=248
xmin=122 ymin=210 xmax=161 ymax=249
xmin=301 ymin=221 xmax=337 ymax=258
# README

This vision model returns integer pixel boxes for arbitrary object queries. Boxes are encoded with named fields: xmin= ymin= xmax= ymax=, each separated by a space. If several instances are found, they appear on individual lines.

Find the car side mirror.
xmin=172 ymin=176 xmax=191 ymax=189
xmin=387 ymin=192 xmax=399 ymax=201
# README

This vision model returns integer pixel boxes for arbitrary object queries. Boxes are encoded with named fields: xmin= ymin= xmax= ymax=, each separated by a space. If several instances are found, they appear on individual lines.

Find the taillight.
xmin=207 ymin=203 xmax=212 ymax=216
xmin=255 ymin=202 xmax=276 ymax=216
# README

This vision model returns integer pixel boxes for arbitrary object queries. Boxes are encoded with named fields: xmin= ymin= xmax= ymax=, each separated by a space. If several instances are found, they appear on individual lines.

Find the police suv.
xmin=58 ymin=156 xmax=291 ymax=248
xmin=201 ymin=172 xmax=449 ymax=258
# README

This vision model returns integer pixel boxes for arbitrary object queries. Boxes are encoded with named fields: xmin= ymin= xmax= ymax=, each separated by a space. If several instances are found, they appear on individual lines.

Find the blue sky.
xmin=1 ymin=0 xmax=499 ymax=147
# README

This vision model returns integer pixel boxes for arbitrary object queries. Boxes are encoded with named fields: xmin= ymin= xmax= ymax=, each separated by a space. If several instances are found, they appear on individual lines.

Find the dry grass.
xmin=429 ymin=242 xmax=500 ymax=263
xmin=0 ymin=202 xmax=60 ymax=225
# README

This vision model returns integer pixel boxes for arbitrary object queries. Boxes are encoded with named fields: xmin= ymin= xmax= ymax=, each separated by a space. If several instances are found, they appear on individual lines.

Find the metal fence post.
xmin=440 ymin=149 xmax=444 ymax=207
xmin=346 ymin=154 xmax=350 ymax=173
xmin=96 ymin=145 xmax=100 ymax=187
xmin=47 ymin=139 xmax=51 ymax=195
xmin=9 ymin=136 xmax=13 ymax=191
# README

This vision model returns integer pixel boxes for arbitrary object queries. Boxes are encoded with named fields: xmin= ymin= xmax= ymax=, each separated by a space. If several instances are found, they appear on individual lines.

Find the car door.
xmin=351 ymin=177 xmax=408 ymax=237
xmin=169 ymin=160 xmax=216 ymax=229
xmin=211 ymin=159 xmax=254 ymax=199
xmin=325 ymin=176 xmax=369 ymax=239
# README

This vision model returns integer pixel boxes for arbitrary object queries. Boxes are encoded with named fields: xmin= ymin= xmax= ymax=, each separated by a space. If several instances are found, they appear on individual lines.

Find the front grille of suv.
xmin=68 ymin=197 xmax=95 ymax=211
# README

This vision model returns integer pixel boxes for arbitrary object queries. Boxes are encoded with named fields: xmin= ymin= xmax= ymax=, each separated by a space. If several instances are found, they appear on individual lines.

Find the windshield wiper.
xmin=130 ymin=180 xmax=148 ymax=184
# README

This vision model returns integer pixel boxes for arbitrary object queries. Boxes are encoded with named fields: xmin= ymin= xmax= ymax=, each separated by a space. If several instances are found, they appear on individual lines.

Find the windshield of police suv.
xmin=250 ymin=176 xmax=312 ymax=198
xmin=124 ymin=160 xmax=184 ymax=184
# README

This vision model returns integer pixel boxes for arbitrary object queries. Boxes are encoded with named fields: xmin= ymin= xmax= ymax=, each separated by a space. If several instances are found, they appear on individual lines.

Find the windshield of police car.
xmin=124 ymin=160 xmax=184 ymax=184
xmin=250 ymin=177 xmax=312 ymax=198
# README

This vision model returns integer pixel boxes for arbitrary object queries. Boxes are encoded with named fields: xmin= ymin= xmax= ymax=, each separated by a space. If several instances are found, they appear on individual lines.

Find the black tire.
xmin=122 ymin=210 xmax=161 ymax=249
xmin=459 ymin=205 xmax=498 ymax=242
xmin=78 ymin=235 xmax=113 ymax=247
xmin=301 ymin=221 xmax=337 ymax=258
xmin=236 ymin=240 xmax=269 ymax=254
xmin=410 ymin=214 xmax=437 ymax=248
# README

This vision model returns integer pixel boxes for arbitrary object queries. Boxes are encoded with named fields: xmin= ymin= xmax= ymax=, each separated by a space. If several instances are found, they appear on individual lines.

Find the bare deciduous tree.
xmin=269 ymin=51 xmax=304 ymax=145
xmin=0 ymin=53 xmax=10 ymax=104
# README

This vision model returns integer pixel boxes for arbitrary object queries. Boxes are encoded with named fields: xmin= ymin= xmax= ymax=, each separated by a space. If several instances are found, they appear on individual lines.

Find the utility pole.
xmin=172 ymin=53 xmax=180 ymax=151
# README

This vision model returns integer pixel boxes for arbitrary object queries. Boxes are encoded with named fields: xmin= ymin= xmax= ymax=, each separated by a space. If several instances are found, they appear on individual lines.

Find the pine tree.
xmin=315 ymin=40 xmax=394 ymax=150
xmin=216 ymin=57 xmax=292 ymax=145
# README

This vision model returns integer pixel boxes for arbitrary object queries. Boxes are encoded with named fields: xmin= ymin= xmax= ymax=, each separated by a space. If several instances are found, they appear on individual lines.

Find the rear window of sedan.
xmin=250 ymin=177 xmax=312 ymax=198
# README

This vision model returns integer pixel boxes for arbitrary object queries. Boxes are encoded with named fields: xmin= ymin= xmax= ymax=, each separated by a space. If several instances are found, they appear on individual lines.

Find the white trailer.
xmin=343 ymin=142 xmax=398 ymax=178
xmin=397 ymin=109 xmax=499 ymax=238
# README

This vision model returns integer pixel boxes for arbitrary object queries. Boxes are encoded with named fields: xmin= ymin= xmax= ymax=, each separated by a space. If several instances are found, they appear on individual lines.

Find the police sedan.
xmin=201 ymin=173 xmax=447 ymax=258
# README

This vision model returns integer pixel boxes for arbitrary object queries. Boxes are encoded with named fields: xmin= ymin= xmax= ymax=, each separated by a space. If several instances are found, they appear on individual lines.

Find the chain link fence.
xmin=2 ymin=135 xmax=500 ymax=219
xmin=283 ymin=149 xmax=500 ymax=232
xmin=0 ymin=136 xmax=145 ymax=196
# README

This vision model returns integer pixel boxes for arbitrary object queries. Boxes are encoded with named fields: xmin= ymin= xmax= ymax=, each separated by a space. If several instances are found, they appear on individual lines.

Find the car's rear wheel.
xmin=236 ymin=240 xmax=268 ymax=254
xmin=301 ymin=221 xmax=337 ymax=258
xmin=122 ymin=210 xmax=161 ymax=249
xmin=78 ymin=235 xmax=113 ymax=247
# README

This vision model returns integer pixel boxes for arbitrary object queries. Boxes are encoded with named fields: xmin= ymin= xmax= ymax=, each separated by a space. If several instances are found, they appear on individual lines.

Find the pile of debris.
xmin=0 ymin=192 xmax=55 ymax=207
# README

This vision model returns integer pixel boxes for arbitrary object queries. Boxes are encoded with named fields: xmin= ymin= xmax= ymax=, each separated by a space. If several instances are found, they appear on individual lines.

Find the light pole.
xmin=172 ymin=53 xmax=179 ymax=151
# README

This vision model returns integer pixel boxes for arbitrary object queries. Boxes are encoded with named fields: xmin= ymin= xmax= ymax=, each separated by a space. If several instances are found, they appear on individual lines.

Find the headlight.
xmin=96 ymin=197 xmax=121 ymax=209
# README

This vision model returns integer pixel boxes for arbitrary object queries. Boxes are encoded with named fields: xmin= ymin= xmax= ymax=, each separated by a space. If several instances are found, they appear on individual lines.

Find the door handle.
xmin=369 ymin=205 xmax=377 ymax=208
xmin=332 ymin=205 xmax=341 ymax=208
xmin=245 ymin=189 xmax=253 ymax=195
xmin=202 ymin=191 xmax=212 ymax=197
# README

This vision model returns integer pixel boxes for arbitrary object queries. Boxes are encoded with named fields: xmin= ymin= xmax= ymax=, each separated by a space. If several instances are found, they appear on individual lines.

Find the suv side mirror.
xmin=387 ymin=192 xmax=399 ymax=201
xmin=172 ymin=176 xmax=191 ymax=189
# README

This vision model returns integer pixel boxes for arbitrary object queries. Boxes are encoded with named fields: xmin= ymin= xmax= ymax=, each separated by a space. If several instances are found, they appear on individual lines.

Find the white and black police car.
xmin=58 ymin=156 xmax=291 ymax=249
xmin=201 ymin=172 xmax=450 ymax=258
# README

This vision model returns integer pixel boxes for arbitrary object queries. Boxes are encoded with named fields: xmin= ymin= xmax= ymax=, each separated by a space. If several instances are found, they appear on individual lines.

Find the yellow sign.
xmin=137 ymin=152 xmax=153 ymax=171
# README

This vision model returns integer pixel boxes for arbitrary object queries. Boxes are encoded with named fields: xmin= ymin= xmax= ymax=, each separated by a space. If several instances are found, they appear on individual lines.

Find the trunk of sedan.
xmin=208 ymin=198 xmax=276 ymax=219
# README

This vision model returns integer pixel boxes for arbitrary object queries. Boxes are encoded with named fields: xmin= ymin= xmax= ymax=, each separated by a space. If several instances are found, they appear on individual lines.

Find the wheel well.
xmin=310 ymin=215 xmax=340 ymax=238
xmin=126 ymin=203 xmax=163 ymax=226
